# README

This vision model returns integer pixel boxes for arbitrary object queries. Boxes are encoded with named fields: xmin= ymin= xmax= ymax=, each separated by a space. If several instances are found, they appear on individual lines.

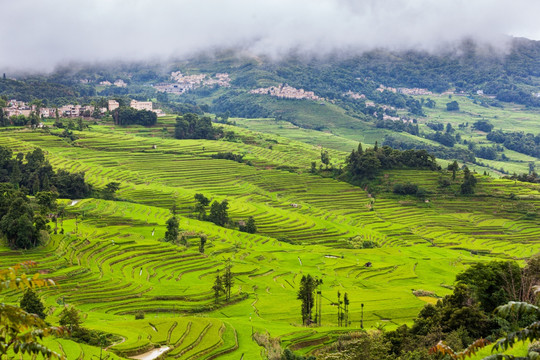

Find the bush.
xmin=135 ymin=311 xmax=145 ymax=320
xmin=393 ymin=183 xmax=419 ymax=195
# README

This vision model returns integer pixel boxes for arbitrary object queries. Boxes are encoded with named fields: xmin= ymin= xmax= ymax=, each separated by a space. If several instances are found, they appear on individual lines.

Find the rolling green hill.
xmin=0 ymin=119 xmax=538 ymax=359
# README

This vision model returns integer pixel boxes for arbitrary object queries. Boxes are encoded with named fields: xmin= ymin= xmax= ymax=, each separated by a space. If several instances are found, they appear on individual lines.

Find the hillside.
xmin=3 ymin=40 xmax=540 ymax=176
xmin=0 ymin=118 xmax=539 ymax=359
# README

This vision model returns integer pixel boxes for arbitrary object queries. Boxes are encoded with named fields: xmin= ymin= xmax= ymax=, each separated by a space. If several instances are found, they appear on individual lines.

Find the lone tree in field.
xmin=343 ymin=292 xmax=350 ymax=327
xmin=223 ymin=259 xmax=234 ymax=302
xmin=297 ymin=274 xmax=316 ymax=325
xmin=212 ymin=271 xmax=225 ymax=304
xmin=199 ymin=234 xmax=207 ymax=254
xmin=239 ymin=216 xmax=257 ymax=234
xmin=320 ymin=150 xmax=330 ymax=169
xmin=164 ymin=216 xmax=179 ymax=242
xmin=460 ymin=166 xmax=477 ymax=195
xmin=448 ymin=160 xmax=459 ymax=180
xmin=19 ymin=288 xmax=46 ymax=320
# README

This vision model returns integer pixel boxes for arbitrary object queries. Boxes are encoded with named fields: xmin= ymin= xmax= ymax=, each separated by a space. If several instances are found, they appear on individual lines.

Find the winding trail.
xmin=130 ymin=346 xmax=170 ymax=360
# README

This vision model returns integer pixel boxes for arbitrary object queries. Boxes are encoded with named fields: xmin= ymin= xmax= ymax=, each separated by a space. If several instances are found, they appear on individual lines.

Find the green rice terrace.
xmin=1 ymin=121 xmax=539 ymax=359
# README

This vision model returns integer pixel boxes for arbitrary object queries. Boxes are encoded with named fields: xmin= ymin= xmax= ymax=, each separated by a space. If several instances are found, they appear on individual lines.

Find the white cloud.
xmin=1 ymin=0 xmax=539 ymax=71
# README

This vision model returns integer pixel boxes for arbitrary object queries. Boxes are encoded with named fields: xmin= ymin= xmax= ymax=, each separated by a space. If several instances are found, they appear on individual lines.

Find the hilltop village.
xmin=2 ymin=99 xmax=165 ymax=120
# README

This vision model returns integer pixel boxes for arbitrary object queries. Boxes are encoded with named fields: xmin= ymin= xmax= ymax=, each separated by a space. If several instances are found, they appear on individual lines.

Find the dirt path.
xmin=130 ymin=346 xmax=170 ymax=360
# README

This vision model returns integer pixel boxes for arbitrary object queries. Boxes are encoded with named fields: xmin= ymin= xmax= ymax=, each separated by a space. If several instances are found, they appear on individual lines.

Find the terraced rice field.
xmin=0 ymin=124 xmax=539 ymax=359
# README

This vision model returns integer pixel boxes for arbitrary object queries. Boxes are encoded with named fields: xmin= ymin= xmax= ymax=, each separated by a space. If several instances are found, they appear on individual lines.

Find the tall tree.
xmin=297 ymin=275 xmax=316 ymax=325
xmin=164 ymin=216 xmax=179 ymax=243
xmin=223 ymin=259 xmax=233 ymax=302
xmin=19 ymin=288 xmax=46 ymax=320
xmin=212 ymin=272 xmax=224 ymax=304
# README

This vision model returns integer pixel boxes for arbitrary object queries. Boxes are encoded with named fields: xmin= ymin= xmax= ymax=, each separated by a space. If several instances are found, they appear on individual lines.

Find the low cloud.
xmin=1 ymin=0 xmax=540 ymax=71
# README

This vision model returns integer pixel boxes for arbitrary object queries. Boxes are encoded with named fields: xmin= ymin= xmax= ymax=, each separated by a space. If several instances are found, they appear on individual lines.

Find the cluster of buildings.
xmin=98 ymin=79 xmax=127 ymax=87
xmin=107 ymin=100 xmax=165 ymax=116
xmin=2 ymin=99 xmax=166 ymax=119
xmin=374 ymin=85 xmax=433 ymax=96
xmin=343 ymin=91 xmax=366 ymax=100
xmin=249 ymin=84 xmax=323 ymax=101
xmin=397 ymin=87 xmax=433 ymax=96
xmin=2 ymin=100 xmax=103 ymax=118
xmin=154 ymin=72 xmax=231 ymax=94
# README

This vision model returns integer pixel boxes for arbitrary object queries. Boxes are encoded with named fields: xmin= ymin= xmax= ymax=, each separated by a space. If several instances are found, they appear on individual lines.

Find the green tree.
xmin=0 ymin=196 xmax=40 ymax=249
xmin=19 ymin=288 xmax=46 ymax=320
xmin=223 ymin=260 xmax=233 ymax=302
xmin=164 ymin=216 xmax=179 ymax=243
xmin=446 ymin=101 xmax=460 ymax=111
xmin=59 ymin=306 xmax=82 ymax=332
xmin=212 ymin=272 xmax=224 ymax=304
xmin=239 ymin=216 xmax=257 ymax=234
xmin=36 ymin=191 xmax=58 ymax=215
xmin=101 ymin=182 xmax=120 ymax=200
xmin=0 ymin=262 xmax=66 ymax=359
xmin=320 ymin=150 xmax=330 ymax=169
xmin=208 ymin=200 xmax=229 ymax=226
xmin=460 ymin=166 xmax=477 ymax=195
xmin=297 ymin=275 xmax=316 ymax=325
xmin=199 ymin=234 xmax=207 ymax=254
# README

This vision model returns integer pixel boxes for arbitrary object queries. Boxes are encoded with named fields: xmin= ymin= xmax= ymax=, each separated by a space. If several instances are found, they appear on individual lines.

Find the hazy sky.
xmin=1 ymin=0 xmax=540 ymax=71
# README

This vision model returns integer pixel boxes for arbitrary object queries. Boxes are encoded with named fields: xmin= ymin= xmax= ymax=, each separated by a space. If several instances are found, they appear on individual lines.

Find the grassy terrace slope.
xmin=0 ymin=124 xmax=539 ymax=359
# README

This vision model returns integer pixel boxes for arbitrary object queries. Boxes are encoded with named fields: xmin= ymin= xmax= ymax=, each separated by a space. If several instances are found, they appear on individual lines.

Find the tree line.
xmin=112 ymin=106 xmax=157 ymax=126
xmin=343 ymin=142 xmax=439 ymax=182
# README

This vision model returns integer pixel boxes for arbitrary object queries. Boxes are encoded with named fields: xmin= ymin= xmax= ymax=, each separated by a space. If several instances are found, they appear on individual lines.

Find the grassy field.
xmin=226 ymin=93 xmax=540 ymax=176
xmin=0 ymin=121 xmax=539 ymax=359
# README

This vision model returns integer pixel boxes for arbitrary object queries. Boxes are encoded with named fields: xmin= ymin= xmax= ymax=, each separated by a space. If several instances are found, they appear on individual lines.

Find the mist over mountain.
xmin=2 ymin=0 xmax=540 ymax=72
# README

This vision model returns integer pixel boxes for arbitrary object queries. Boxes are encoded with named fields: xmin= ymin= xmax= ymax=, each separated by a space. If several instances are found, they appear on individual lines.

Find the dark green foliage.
xmin=194 ymin=193 xmax=210 ymax=206
xmin=53 ymin=169 xmax=92 ymax=199
xmin=134 ymin=311 xmax=145 ymax=320
xmin=375 ymin=119 xmax=419 ymax=136
xmin=223 ymin=262 xmax=233 ymax=302
xmin=239 ymin=216 xmax=257 ymax=234
xmin=212 ymin=272 xmax=224 ymax=304
xmin=211 ymin=152 xmax=245 ymax=163
xmin=113 ymin=106 xmax=157 ymax=126
xmin=446 ymin=101 xmax=460 ymax=111
xmin=19 ymin=289 xmax=46 ymax=319
xmin=281 ymin=349 xmax=316 ymax=360
xmin=174 ymin=113 xmax=222 ymax=140
xmin=199 ymin=234 xmax=207 ymax=254
xmin=392 ymin=183 xmax=427 ymax=198
xmin=425 ymin=98 xmax=436 ymax=108
xmin=58 ymin=306 xmax=119 ymax=347
xmin=426 ymin=122 xmax=444 ymax=131
xmin=474 ymin=146 xmax=498 ymax=160
xmin=164 ymin=216 xmax=179 ymax=243
xmin=320 ymin=150 xmax=330 ymax=167
xmin=487 ymin=129 xmax=540 ymax=157
xmin=59 ymin=306 xmax=82 ymax=331
xmin=383 ymin=136 xmax=476 ymax=163
xmin=101 ymin=182 xmax=120 ymax=200
xmin=425 ymin=131 xmax=456 ymax=147
xmin=504 ymin=172 xmax=540 ymax=184
xmin=455 ymin=261 xmax=521 ymax=313
xmin=460 ymin=166 xmax=477 ymax=195
xmin=297 ymin=274 xmax=316 ymax=325
xmin=344 ymin=144 xmax=437 ymax=182
xmin=0 ymin=196 xmax=40 ymax=249
xmin=473 ymin=119 xmax=494 ymax=133
xmin=208 ymin=200 xmax=229 ymax=226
